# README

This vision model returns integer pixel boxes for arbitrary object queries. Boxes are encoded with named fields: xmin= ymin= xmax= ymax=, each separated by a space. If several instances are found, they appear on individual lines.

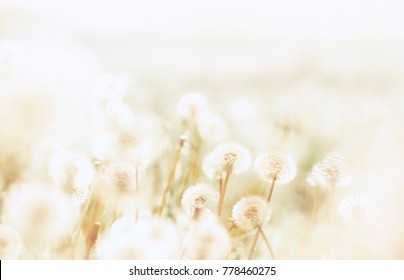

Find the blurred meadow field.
xmin=0 ymin=0 xmax=404 ymax=260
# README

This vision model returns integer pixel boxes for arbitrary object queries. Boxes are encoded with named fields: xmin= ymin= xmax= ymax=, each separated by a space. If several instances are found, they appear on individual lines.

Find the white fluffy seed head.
xmin=114 ymin=115 xmax=163 ymax=166
xmin=4 ymin=183 xmax=77 ymax=245
xmin=184 ymin=219 xmax=231 ymax=260
xmin=98 ymin=218 xmax=179 ymax=260
xmin=0 ymin=224 xmax=24 ymax=259
xmin=89 ymin=74 xmax=128 ymax=116
xmin=177 ymin=92 xmax=208 ymax=122
xmin=338 ymin=194 xmax=378 ymax=226
xmin=48 ymin=151 xmax=95 ymax=203
xmin=307 ymin=155 xmax=352 ymax=188
xmin=110 ymin=216 xmax=137 ymax=238
xmin=197 ymin=113 xmax=227 ymax=143
xmin=104 ymin=162 xmax=135 ymax=193
xmin=181 ymin=183 xmax=219 ymax=215
xmin=232 ymin=196 xmax=271 ymax=231
xmin=96 ymin=235 xmax=147 ymax=260
xmin=202 ymin=142 xmax=251 ymax=179
xmin=30 ymin=140 xmax=64 ymax=174
xmin=254 ymin=153 xmax=297 ymax=184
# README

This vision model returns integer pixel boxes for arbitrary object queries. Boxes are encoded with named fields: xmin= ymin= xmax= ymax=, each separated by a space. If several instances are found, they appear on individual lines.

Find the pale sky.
xmin=2 ymin=0 xmax=404 ymax=39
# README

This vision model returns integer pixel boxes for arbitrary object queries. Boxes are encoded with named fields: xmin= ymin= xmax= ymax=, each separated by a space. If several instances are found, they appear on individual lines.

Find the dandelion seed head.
xmin=136 ymin=219 xmax=179 ymax=259
xmin=181 ymin=183 xmax=219 ymax=214
xmin=49 ymin=151 xmax=95 ymax=203
xmin=307 ymin=155 xmax=352 ymax=188
xmin=113 ymin=115 xmax=164 ymax=165
xmin=177 ymin=92 xmax=208 ymax=122
xmin=104 ymin=162 xmax=135 ymax=193
xmin=197 ymin=113 xmax=227 ymax=142
xmin=103 ymin=101 xmax=135 ymax=129
xmin=0 ymin=224 xmax=24 ymax=259
xmin=89 ymin=74 xmax=128 ymax=115
xmin=232 ymin=196 xmax=271 ymax=231
xmin=99 ymin=218 xmax=179 ymax=260
xmin=110 ymin=216 xmax=137 ymax=237
xmin=31 ymin=140 xmax=64 ymax=173
xmin=184 ymin=219 xmax=231 ymax=260
xmin=96 ymin=236 xmax=147 ymax=260
xmin=203 ymin=142 xmax=251 ymax=179
xmin=90 ymin=132 xmax=116 ymax=161
xmin=0 ymin=41 xmax=23 ymax=70
xmin=338 ymin=194 xmax=378 ymax=226
xmin=4 ymin=183 xmax=76 ymax=244
xmin=255 ymin=153 xmax=297 ymax=184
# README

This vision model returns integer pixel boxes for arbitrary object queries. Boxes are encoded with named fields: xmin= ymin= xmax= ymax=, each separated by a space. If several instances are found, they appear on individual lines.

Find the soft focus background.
xmin=0 ymin=0 xmax=404 ymax=259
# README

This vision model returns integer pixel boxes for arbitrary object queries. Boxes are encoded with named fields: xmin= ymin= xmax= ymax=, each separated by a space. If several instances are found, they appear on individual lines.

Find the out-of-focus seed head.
xmin=89 ymin=74 xmax=128 ymax=116
xmin=135 ymin=219 xmax=179 ymax=259
xmin=96 ymin=236 xmax=147 ymax=260
xmin=104 ymin=162 xmax=135 ymax=193
xmin=48 ymin=151 xmax=95 ymax=204
xmin=0 ymin=224 xmax=24 ymax=259
xmin=31 ymin=140 xmax=64 ymax=174
xmin=115 ymin=115 xmax=164 ymax=166
xmin=307 ymin=155 xmax=352 ymax=188
xmin=181 ymin=183 xmax=219 ymax=215
xmin=0 ymin=41 xmax=23 ymax=71
xmin=103 ymin=101 xmax=135 ymax=130
xmin=177 ymin=92 xmax=208 ymax=123
xmin=4 ymin=183 xmax=77 ymax=245
xmin=232 ymin=196 xmax=271 ymax=231
xmin=184 ymin=219 xmax=231 ymax=260
xmin=197 ymin=113 xmax=227 ymax=143
xmin=98 ymin=218 xmax=179 ymax=259
xmin=90 ymin=132 xmax=116 ymax=161
xmin=254 ymin=153 xmax=297 ymax=184
xmin=338 ymin=194 xmax=378 ymax=226
xmin=202 ymin=142 xmax=251 ymax=179
xmin=109 ymin=216 xmax=137 ymax=237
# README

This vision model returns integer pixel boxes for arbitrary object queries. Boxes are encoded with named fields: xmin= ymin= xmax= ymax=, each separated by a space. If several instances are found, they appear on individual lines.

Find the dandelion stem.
xmin=84 ymin=222 xmax=100 ymax=260
xmin=330 ymin=184 xmax=337 ymax=226
xmin=157 ymin=138 xmax=184 ymax=216
xmin=227 ymin=220 xmax=236 ymax=231
xmin=190 ymin=130 xmax=202 ymax=183
xmin=135 ymin=166 xmax=139 ymax=221
xmin=71 ymin=184 xmax=99 ymax=249
xmin=301 ymin=184 xmax=320 ymax=243
xmin=311 ymin=184 xmax=320 ymax=225
xmin=219 ymin=176 xmax=223 ymax=197
xmin=266 ymin=177 xmax=277 ymax=204
xmin=192 ymin=207 xmax=201 ymax=220
xmin=257 ymin=224 xmax=276 ymax=260
xmin=327 ymin=184 xmax=338 ymax=252
xmin=218 ymin=168 xmax=232 ymax=217
xmin=247 ymin=227 xmax=260 ymax=260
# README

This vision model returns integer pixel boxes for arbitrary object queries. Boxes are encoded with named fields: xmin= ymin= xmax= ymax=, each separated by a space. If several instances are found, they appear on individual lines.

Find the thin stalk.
xmin=257 ymin=224 xmax=276 ymax=260
xmin=219 ymin=176 xmax=223 ymax=197
xmin=84 ymin=222 xmax=100 ymax=260
xmin=192 ymin=207 xmax=201 ymax=220
xmin=227 ymin=220 xmax=236 ymax=232
xmin=247 ymin=227 xmax=260 ymax=260
xmin=301 ymin=184 xmax=320 ymax=243
xmin=190 ymin=130 xmax=202 ymax=183
xmin=71 ymin=185 xmax=100 ymax=251
xmin=217 ymin=168 xmax=232 ymax=217
xmin=327 ymin=184 xmax=338 ymax=252
xmin=266 ymin=177 xmax=277 ymax=204
xmin=157 ymin=139 xmax=184 ymax=216
xmin=330 ymin=184 xmax=337 ymax=226
xmin=135 ymin=166 xmax=139 ymax=221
